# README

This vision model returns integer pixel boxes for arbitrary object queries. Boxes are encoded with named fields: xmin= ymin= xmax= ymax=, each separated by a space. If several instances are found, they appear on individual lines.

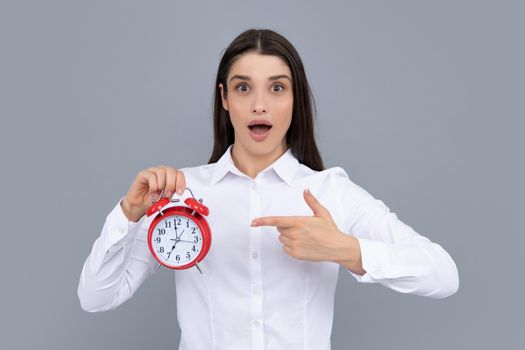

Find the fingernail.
xmin=165 ymin=191 xmax=172 ymax=197
xmin=177 ymin=187 xmax=183 ymax=195
xmin=251 ymin=220 xmax=258 ymax=226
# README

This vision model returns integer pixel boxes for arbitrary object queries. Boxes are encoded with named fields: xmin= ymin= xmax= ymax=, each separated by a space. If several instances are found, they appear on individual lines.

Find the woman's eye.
xmin=272 ymin=84 xmax=284 ymax=92
xmin=235 ymin=84 xmax=284 ymax=93
xmin=236 ymin=84 xmax=249 ymax=92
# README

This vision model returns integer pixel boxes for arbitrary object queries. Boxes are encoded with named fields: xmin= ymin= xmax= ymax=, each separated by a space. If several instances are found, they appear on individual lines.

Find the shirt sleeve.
xmin=77 ymin=197 xmax=158 ymax=312
xmin=331 ymin=167 xmax=459 ymax=299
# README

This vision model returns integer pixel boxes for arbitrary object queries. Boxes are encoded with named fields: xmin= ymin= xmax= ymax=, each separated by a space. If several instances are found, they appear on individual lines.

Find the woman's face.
xmin=219 ymin=52 xmax=293 ymax=158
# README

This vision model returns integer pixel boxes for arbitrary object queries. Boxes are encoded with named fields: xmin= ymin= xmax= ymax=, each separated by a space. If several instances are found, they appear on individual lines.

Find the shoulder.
xmin=298 ymin=165 xmax=372 ymax=203
xmin=296 ymin=164 xmax=354 ymax=188
xmin=294 ymin=163 xmax=350 ymax=181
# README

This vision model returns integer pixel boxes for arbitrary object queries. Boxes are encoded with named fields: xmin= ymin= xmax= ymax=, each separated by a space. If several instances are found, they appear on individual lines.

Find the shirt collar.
xmin=210 ymin=144 xmax=300 ymax=186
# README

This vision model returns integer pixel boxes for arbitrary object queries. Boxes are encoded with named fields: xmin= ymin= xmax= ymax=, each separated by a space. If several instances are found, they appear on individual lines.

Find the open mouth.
xmin=248 ymin=124 xmax=272 ymax=134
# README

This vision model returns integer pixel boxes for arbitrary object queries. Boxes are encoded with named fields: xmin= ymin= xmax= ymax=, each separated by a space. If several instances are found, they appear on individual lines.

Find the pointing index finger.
xmin=251 ymin=216 xmax=304 ymax=228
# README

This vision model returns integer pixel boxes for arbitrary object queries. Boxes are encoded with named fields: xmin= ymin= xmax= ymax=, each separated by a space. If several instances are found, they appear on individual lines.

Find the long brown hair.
xmin=208 ymin=28 xmax=325 ymax=171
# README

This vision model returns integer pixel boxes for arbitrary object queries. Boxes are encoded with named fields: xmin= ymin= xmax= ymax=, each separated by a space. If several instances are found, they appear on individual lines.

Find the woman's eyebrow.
xmin=229 ymin=74 xmax=291 ymax=82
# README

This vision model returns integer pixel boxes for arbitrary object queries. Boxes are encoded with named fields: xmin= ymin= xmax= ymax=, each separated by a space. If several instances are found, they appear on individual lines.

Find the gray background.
xmin=1 ymin=0 xmax=523 ymax=349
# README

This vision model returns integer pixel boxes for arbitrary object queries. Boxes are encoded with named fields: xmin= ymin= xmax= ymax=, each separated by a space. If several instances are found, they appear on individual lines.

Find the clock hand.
xmin=170 ymin=239 xmax=195 ymax=244
xmin=173 ymin=221 xmax=186 ymax=239
xmin=167 ymin=241 xmax=178 ymax=260
xmin=169 ymin=229 xmax=185 ymax=243
xmin=154 ymin=239 xmax=177 ymax=273
xmin=153 ymin=220 xmax=190 ymax=273
xmin=166 ymin=229 xmax=186 ymax=260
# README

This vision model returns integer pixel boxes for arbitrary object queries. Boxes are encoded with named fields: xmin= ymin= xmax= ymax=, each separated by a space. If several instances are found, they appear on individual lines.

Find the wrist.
xmin=120 ymin=197 xmax=145 ymax=222
xmin=333 ymin=233 xmax=366 ymax=276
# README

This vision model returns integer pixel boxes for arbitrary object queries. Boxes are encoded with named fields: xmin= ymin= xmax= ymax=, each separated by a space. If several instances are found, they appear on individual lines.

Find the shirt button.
xmin=252 ymin=252 xmax=258 ymax=259
xmin=252 ymin=319 xmax=261 ymax=327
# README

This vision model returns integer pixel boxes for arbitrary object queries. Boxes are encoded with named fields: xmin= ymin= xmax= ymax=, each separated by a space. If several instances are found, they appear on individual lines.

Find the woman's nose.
xmin=253 ymin=105 xmax=267 ymax=113
xmin=252 ymin=92 xmax=267 ymax=113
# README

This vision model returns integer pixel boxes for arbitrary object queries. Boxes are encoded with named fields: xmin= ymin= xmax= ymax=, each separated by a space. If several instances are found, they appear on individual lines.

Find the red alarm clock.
xmin=146 ymin=187 xmax=211 ymax=274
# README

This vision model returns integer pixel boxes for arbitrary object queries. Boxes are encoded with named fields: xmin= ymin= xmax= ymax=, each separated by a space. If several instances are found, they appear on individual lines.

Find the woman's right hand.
xmin=120 ymin=166 xmax=186 ymax=222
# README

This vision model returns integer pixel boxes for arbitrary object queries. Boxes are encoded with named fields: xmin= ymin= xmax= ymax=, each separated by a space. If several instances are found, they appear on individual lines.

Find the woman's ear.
xmin=218 ymin=83 xmax=229 ymax=111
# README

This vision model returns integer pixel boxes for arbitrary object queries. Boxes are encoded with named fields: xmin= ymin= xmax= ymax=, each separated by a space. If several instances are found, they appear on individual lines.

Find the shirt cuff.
xmin=100 ymin=197 xmax=146 ymax=254
xmin=347 ymin=238 xmax=429 ymax=283
xmin=87 ymin=197 xmax=148 ymax=275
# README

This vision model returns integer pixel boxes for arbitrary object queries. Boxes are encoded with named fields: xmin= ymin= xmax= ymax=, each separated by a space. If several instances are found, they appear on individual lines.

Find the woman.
xmin=78 ymin=28 xmax=459 ymax=350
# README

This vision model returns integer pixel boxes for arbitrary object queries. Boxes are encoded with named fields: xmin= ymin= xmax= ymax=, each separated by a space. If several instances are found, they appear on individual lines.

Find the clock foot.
xmin=153 ymin=262 xmax=162 ymax=274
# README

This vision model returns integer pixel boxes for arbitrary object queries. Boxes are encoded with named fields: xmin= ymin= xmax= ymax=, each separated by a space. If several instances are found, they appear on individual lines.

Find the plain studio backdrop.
xmin=0 ymin=1 xmax=523 ymax=349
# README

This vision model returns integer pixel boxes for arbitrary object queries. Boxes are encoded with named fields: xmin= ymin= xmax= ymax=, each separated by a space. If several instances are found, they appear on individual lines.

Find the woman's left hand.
xmin=250 ymin=188 xmax=353 ymax=262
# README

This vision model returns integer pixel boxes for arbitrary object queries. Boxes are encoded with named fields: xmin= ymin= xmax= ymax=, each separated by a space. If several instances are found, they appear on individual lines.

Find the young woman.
xmin=78 ymin=28 xmax=459 ymax=350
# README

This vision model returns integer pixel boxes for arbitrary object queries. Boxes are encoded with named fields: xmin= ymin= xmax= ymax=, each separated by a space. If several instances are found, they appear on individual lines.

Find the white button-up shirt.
xmin=78 ymin=145 xmax=459 ymax=350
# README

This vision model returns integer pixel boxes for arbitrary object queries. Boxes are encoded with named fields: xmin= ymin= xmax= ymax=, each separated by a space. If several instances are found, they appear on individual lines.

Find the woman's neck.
xmin=231 ymin=142 xmax=287 ymax=179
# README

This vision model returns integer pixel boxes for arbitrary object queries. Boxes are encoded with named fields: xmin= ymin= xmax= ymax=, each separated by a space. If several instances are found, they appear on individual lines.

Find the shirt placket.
xmin=249 ymin=179 xmax=264 ymax=350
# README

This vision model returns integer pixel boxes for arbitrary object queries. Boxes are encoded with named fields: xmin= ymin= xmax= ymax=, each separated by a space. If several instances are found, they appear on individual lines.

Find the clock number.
xmin=176 ymin=218 xmax=181 ymax=225
xmin=186 ymin=252 xmax=191 ymax=259
xmin=165 ymin=221 xmax=172 ymax=228
xmin=155 ymin=237 xmax=161 ymax=243
xmin=159 ymin=247 xmax=164 ymax=253
xmin=186 ymin=220 xmax=189 ymax=228
xmin=191 ymin=227 xmax=196 ymax=234
xmin=194 ymin=236 xmax=199 ymax=243
xmin=192 ymin=245 xmax=196 ymax=252
xmin=176 ymin=254 xmax=180 ymax=262
xmin=157 ymin=228 xmax=166 ymax=235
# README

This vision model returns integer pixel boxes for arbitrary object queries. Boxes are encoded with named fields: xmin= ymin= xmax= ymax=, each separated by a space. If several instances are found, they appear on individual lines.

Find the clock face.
xmin=150 ymin=214 xmax=203 ymax=267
